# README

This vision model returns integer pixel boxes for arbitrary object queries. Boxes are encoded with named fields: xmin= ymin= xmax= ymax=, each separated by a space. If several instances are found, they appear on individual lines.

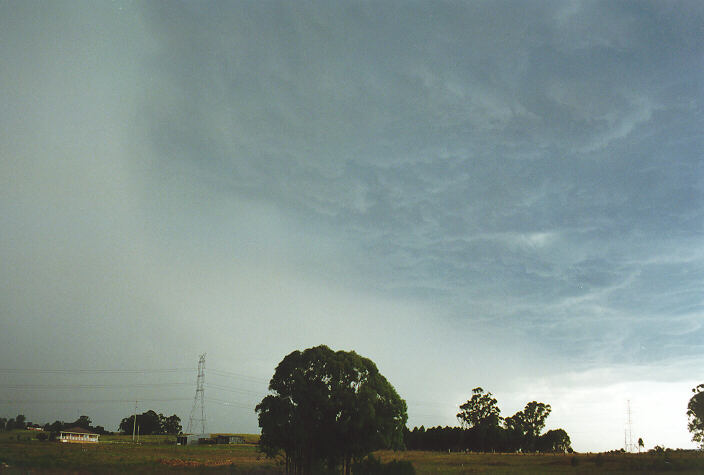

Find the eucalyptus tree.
xmin=520 ymin=401 xmax=551 ymax=443
xmin=456 ymin=387 xmax=502 ymax=451
xmin=256 ymin=345 xmax=407 ymax=475
xmin=504 ymin=401 xmax=552 ymax=452
xmin=456 ymin=387 xmax=501 ymax=429
xmin=687 ymin=383 xmax=704 ymax=448
xmin=537 ymin=428 xmax=572 ymax=453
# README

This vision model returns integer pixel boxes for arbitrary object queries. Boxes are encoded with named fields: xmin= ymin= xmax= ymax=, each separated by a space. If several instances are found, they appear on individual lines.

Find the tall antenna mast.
xmin=187 ymin=353 xmax=207 ymax=434
xmin=624 ymin=400 xmax=634 ymax=452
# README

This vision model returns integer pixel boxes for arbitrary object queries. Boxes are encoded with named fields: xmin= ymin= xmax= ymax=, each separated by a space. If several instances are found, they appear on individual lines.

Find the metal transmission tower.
xmin=624 ymin=400 xmax=635 ymax=452
xmin=187 ymin=354 xmax=207 ymax=434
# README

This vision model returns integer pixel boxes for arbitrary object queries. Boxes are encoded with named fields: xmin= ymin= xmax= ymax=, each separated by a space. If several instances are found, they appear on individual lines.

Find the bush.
xmin=352 ymin=455 xmax=415 ymax=475
xmin=594 ymin=454 xmax=604 ymax=467
xmin=36 ymin=433 xmax=48 ymax=441
xmin=650 ymin=445 xmax=666 ymax=454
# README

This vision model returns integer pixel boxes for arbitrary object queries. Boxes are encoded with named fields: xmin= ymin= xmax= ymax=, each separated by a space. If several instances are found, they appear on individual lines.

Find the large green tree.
xmin=256 ymin=345 xmax=407 ymax=475
xmin=520 ymin=401 xmax=551 ymax=441
xmin=119 ymin=410 xmax=181 ymax=435
xmin=160 ymin=414 xmax=182 ymax=435
xmin=537 ymin=428 xmax=572 ymax=453
xmin=456 ymin=387 xmax=501 ymax=429
xmin=687 ymin=383 xmax=704 ymax=448
xmin=69 ymin=415 xmax=91 ymax=429
xmin=505 ymin=401 xmax=552 ymax=452
xmin=456 ymin=387 xmax=502 ymax=452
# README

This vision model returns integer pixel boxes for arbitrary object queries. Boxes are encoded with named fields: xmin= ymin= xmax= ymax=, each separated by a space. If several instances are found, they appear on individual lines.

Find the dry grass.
xmin=375 ymin=449 xmax=704 ymax=474
xmin=0 ymin=430 xmax=278 ymax=473
xmin=2 ymin=430 xmax=704 ymax=473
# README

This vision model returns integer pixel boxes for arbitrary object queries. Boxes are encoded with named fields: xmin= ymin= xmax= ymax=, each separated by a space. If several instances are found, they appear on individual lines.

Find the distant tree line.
xmin=43 ymin=415 xmax=109 ymax=435
xmin=0 ymin=414 xmax=110 ymax=438
xmin=1 ymin=411 xmax=183 ymax=438
xmin=119 ymin=410 xmax=182 ymax=435
xmin=404 ymin=425 xmax=571 ymax=453
xmin=0 ymin=414 xmax=27 ymax=432
xmin=405 ymin=388 xmax=572 ymax=453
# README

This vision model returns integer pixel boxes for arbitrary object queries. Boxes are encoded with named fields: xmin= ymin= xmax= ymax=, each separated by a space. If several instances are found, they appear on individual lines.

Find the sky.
xmin=1 ymin=0 xmax=702 ymax=452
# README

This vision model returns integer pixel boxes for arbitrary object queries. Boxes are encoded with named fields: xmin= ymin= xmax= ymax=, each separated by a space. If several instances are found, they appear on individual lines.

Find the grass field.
xmin=375 ymin=449 xmax=704 ymax=473
xmin=1 ymin=430 xmax=703 ymax=473
xmin=0 ymin=430 xmax=274 ymax=473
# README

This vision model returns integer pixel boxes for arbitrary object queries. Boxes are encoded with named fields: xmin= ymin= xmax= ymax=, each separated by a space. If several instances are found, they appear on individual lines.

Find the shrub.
xmin=650 ymin=445 xmax=666 ymax=454
xmin=594 ymin=454 xmax=604 ymax=467
xmin=352 ymin=455 xmax=415 ymax=475
xmin=36 ymin=433 xmax=48 ymax=441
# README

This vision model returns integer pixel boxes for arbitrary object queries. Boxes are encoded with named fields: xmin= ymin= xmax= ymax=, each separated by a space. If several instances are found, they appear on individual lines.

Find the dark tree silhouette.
xmin=537 ymin=429 xmax=572 ymax=453
xmin=456 ymin=387 xmax=502 ymax=452
xmin=456 ymin=387 xmax=501 ymax=429
xmin=407 ymin=395 xmax=565 ymax=454
xmin=119 ymin=410 xmax=181 ymax=435
xmin=687 ymin=383 xmax=704 ymax=448
xmin=69 ymin=415 xmax=91 ymax=429
xmin=14 ymin=414 xmax=26 ymax=430
xmin=521 ymin=401 xmax=551 ymax=447
xmin=160 ymin=414 xmax=182 ymax=435
xmin=256 ymin=345 xmax=407 ymax=475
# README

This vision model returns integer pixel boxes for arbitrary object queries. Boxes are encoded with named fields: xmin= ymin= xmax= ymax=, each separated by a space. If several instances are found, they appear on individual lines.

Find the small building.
xmin=215 ymin=434 xmax=245 ymax=445
xmin=177 ymin=433 xmax=210 ymax=446
xmin=58 ymin=427 xmax=99 ymax=443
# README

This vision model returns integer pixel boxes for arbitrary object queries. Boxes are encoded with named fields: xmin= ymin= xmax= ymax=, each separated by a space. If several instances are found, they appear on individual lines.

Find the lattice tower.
xmin=187 ymin=353 xmax=207 ymax=434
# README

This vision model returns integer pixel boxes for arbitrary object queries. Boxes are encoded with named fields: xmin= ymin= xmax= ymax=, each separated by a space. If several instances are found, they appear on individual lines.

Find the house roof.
xmin=61 ymin=427 xmax=96 ymax=434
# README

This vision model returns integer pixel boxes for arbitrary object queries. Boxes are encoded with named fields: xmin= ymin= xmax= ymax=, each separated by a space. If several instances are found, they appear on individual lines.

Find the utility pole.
xmin=187 ymin=354 xmax=207 ymax=435
xmin=132 ymin=401 xmax=137 ymax=442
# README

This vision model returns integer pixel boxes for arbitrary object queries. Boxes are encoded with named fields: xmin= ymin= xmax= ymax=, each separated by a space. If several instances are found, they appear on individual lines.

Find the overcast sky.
xmin=1 ymin=0 xmax=703 ymax=451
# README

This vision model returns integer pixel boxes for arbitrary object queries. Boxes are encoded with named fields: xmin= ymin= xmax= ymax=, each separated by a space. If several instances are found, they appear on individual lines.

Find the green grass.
xmin=0 ymin=430 xmax=278 ymax=473
xmin=375 ymin=450 xmax=704 ymax=474
xmin=2 ymin=430 xmax=703 ymax=473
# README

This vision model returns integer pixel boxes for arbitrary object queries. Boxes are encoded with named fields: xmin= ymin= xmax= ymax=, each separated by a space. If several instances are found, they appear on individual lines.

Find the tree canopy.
xmin=256 ymin=345 xmax=407 ymax=475
xmin=537 ymin=429 xmax=572 ymax=453
xmin=456 ymin=387 xmax=501 ymax=429
xmin=687 ymin=383 xmax=704 ymax=448
xmin=407 ymin=390 xmax=565 ymax=453
xmin=119 ymin=410 xmax=182 ymax=435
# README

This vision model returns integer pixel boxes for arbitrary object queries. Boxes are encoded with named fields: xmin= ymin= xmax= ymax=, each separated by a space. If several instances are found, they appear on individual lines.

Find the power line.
xmin=3 ymin=383 xmax=191 ymax=390
xmin=0 ymin=368 xmax=193 ymax=374
xmin=205 ymin=383 xmax=264 ymax=396
xmin=0 ymin=366 xmax=270 ymax=384
xmin=0 ymin=398 xmax=194 ymax=404
xmin=208 ymin=368 xmax=269 ymax=384
xmin=205 ymin=397 xmax=254 ymax=409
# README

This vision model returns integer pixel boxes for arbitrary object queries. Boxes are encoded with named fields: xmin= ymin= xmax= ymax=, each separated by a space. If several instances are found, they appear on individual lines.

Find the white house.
xmin=58 ymin=427 xmax=99 ymax=443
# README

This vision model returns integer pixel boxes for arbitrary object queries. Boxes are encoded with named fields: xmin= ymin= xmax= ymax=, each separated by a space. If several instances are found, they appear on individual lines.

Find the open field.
xmin=376 ymin=449 xmax=704 ymax=473
xmin=1 ymin=430 xmax=704 ymax=473
xmin=0 ymin=430 xmax=274 ymax=473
